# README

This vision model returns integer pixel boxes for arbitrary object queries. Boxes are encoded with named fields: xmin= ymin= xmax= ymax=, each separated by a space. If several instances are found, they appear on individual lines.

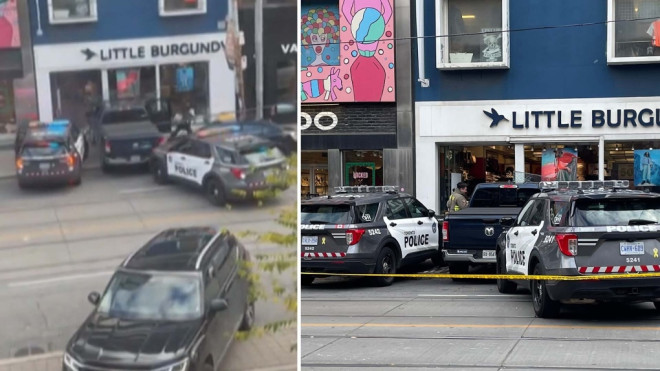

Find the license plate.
xmin=482 ymin=250 xmax=496 ymax=259
xmin=302 ymin=236 xmax=318 ymax=245
xmin=620 ymin=242 xmax=644 ymax=255
xmin=39 ymin=163 xmax=50 ymax=170
xmin=130 ymin=155 xmax=141 ymax=162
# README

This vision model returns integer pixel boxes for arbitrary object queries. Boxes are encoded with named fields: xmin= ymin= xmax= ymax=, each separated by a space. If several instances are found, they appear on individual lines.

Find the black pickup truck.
xmin=94 ymin=104 xmax=167 ymax=172
xmin=442 ymin=183 xmax=541 ymax=277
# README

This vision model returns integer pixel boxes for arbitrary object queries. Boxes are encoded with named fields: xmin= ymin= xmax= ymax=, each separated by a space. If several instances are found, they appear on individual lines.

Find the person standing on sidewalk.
xmin=447 ymin=182 xmax=469 ymax=213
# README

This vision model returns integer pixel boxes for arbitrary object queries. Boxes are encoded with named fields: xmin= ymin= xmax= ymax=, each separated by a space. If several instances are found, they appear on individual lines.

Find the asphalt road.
xmin=301 ymin=263 xmax=660 ymax=370
xmin=0 ymin=166 xmax=297 ymax=370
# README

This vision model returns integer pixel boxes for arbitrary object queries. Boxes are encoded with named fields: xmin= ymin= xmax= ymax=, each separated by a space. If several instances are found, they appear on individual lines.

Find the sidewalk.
xmin=0 ymin=328 xmax=297 ymax=371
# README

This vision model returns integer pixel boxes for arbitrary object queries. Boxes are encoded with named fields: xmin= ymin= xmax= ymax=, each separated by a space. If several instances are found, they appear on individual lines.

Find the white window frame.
xmin=607 ymin=0 xmax=660 ymax=65
xmin=435 ymin=0 xmax=510 ymax=69
xmin=48 ymin=0 xmax=98 ymax=24
xmin=159 ymin=0 xmax=207 ymax=17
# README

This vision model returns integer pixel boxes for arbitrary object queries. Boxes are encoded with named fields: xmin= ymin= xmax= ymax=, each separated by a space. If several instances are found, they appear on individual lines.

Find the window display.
xmin=50 ymin=0 xmax=97 ymax=23
xmin=108 ymin=67 xmax=156 ymax=102
xmin=160 ymin=62 xmax=209 ymax=117
xmin=612 ymin=0 xmax=660 ymax=58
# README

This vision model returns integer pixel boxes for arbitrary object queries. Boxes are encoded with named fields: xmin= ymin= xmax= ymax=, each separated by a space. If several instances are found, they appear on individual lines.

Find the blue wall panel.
xmin=415 ymin=0 xmax=660 ymax=101
xmin=30 ymin=0 xmax=227 ymax=44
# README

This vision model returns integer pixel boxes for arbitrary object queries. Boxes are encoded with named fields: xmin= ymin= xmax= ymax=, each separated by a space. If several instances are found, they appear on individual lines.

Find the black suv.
xmin=496 ymin=180 xmax=660 ymax=318
xmin=301 ymin=186 xmax=440 ymax=286
xmin=63 ymin=227 xmax=255 ymax=371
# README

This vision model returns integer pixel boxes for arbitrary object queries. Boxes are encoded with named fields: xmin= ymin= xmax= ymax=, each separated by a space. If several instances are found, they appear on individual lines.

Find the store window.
xmin=160 ymin=62 xmax=209 ymax=118
xmin=343 ymin=151 xmax=383 ymax=186
xmin=108 ymin=67 xmax=157 ymax=103
xmin=436 ymin=0 xmax=509 ymax=68
xmin=159 ymin=0 xmax=206 ymax=16
xmin=301 ymin=151 xmax=329 ymax=198
xmin=608 ymin=0 xmax=660 ymax=63
xmin=48 ymin=0 xmax=98 ymax=24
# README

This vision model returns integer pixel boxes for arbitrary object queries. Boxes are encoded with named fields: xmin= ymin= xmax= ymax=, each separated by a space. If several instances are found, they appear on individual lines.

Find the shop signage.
xmin=485 ymin=107 xmax=660 ymax=130
xmin=80 ymin=41 xmax=225 ymax=62
xmin=280 ymin=43 xmax=297 ymax=54
xmin=301 ymin=111 xmax=338 ymax=131
xmin=353 ymin=172 xmax=369 ymax=179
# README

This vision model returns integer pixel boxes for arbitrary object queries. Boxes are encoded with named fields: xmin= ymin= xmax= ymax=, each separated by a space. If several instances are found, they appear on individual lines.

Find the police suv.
xmin=15 ymin=120 xmax=86 ymax=188
xmin=150 ymin=129 xmax=290 ymax=206
xmin=301 ymin=186 xmax=441 ymax=286
xmin=496 ymin=180 xmax=660 ymax=318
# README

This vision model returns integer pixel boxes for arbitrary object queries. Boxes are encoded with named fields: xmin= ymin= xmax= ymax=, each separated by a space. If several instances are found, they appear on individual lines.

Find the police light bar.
xmin=539 ymin=180 xmax=630 ymax=190
xmin=334 ymin=186 xmax=404 ymax=194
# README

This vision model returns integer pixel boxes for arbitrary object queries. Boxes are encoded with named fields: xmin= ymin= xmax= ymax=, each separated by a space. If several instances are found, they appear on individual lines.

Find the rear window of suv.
xmin=301 ymin=204 xmax=352 ymax=224
xmin=574 ymin=198 xmax=660 ymax=226
xmin=21 ymin=141 xmax=67 ymax=157
xmin=239 ymin=146 xmax=284 ymax=165
xmin=470 ymin=187 xmax=539 ymax=207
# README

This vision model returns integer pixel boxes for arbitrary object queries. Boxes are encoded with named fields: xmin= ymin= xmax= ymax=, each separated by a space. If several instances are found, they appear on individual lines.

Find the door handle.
xmin=417 ymin=221 xmax=423 ymax=225
xmin=180 ymin=156 xmax=186 ymax=160
xmin=514 ymin=231 xmax=519 ymax=236
xmin=204 ymin=161 xmax=210 ymax=165
xmin=390 ymin=222 xmax=397 ymax=227
xmin=532 ymin=229 xmax=538 ymax=236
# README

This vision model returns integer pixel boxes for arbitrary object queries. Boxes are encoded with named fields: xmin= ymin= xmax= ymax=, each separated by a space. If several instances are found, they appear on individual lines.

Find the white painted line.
xmin=418 ymin=294 xmax=518 ymax=297
xmin=118 ymin=186 xmax=168 ymax=194
xmin=0 ymin=351 xmax=62 ymax=366
xmin=8 ymin=270 xmax=114 ymax=288
xmin=252 ymin=364 xmax=297 ymax=371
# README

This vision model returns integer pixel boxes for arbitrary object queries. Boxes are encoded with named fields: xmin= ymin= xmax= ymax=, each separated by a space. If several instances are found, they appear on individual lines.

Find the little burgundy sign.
xmin=484 ymin=107 xmax=660 ymax=130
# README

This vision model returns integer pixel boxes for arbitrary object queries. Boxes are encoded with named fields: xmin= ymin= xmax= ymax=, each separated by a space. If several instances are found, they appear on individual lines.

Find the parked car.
xmin=497 ymin=180 xmax=660 ymax=318
xmin=63 ymin=227 xmax=255 ymax=371
xmin=442 ymin=182 xmax=541 ymax=278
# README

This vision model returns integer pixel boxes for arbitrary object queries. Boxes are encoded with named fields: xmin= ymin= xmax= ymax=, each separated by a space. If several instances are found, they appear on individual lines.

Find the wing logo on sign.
xmin=484 ymin=227 xmax=494 ymax=237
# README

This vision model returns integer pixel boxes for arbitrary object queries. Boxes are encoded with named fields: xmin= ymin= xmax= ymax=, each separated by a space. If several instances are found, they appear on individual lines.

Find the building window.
xmin=160 ymin=62 xmax=210 ymax=118
xmin=435 ymin=0 xmax=509 ymax=69
xmin=48 ymin=0 xmax=97 ymax=24
xmin=108 ymin=67 xmax=157 ymax=103
xmin=608 ymin=0 xmax=660 ymax=64
xmin=159 ymin=0 xmax=206 ymax=17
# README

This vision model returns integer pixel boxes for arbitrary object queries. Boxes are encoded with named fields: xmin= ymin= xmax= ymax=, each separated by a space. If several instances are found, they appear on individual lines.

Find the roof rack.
xmin=539 ymin=180 xmax=630 ymax=191
xmin=334 ymin=186 xmax=403 ymax=194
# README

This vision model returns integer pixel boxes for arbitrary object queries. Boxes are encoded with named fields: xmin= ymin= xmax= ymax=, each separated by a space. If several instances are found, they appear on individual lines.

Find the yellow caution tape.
xmin=300 ymin=271 xmax=660 ymax=281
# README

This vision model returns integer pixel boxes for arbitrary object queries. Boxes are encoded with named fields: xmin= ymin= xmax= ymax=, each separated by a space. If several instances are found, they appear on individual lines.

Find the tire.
xmin=72 ymin=176 xmax=82 ymax=186
xmin=448 ymin=262 xmax=469 ymax=281
xmin=431 ymin=250 xmax=445 ymax=267
xmin=101 ymin=160 xmax=110 ymax=173
xmin=496 ymin=249 xmax=517 ymax=294
xmin=205 ymin=178 xmax=226 ymax=206
xmin=151 ymin=161 xmax=168 ymax=184
xmin=372 ymin=246 xmax=396 ymax=287
xmin=531 ymin=264 xmax=561 ymax=318
xmin=301 ymin=275 xmax=315 ymax=286
xmin=239 ymin=301 xmax=255 ymax=331
xmin=18 ymin=181 xmax=27 ymax=190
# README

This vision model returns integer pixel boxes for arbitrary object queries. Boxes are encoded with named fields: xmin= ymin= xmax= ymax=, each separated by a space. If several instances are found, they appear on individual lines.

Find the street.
xmin=301 ymin=263 xmax=660 ymax=370
xmin=0 ymin=160 xmax=297 ymax=371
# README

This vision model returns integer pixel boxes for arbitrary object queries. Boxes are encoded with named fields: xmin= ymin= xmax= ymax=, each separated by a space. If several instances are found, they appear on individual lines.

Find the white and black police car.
xmin=150 ymin=128 xmax=290 ymax=206
xmin=496 ymin=180 xmax=660 ymax=318
xmin=301 ymin=186 xmax=441 ymax=286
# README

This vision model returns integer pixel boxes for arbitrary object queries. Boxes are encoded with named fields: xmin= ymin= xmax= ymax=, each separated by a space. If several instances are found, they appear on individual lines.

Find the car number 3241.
xmin=626 ymin=257 xmax=641 ymax=263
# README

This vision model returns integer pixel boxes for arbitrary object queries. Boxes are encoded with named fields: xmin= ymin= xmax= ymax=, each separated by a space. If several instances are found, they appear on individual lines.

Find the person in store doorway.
xmin=447 ymin=182 xmax=469 ymax=214
xmin=641 ymin=151 xmax=655 ymax=185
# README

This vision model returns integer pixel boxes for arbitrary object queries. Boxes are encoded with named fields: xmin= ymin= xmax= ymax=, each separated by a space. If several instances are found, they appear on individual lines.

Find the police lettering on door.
xmin=403 ymin=231 xmax=429 ymax=248
xmin=174 ymin=163 xmax=197 ymax=178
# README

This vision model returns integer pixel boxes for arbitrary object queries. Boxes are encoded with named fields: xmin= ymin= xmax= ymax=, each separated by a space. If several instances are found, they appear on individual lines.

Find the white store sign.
xmin=33 ymin=32 xmax=235 ymax=121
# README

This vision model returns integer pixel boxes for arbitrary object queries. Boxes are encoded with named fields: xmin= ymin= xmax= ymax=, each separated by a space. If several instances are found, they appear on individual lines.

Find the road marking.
xmin=8 ymin=270 xmax=114 ymax=288
xmin=118 ymin=186 xmax=169 ymax=194
xmin=302 ymin=323 xmax=660 ymax=331
xmin=418 ymin=294 xmax=517 ymax=297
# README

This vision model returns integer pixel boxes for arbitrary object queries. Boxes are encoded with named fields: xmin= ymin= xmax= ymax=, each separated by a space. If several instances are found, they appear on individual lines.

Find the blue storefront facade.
xmin=27 ymin=0 xmax=234 ymax=124
xmin=414 ymin=0 xmax=660 ymax=212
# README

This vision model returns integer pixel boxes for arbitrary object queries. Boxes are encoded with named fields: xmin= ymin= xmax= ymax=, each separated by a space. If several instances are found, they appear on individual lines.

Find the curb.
xmin=0 ymin=352 xmax=61 ymax=366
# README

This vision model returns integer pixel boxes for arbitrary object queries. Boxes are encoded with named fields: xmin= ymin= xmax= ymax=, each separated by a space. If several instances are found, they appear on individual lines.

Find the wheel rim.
xmin=245 ymin=303 xmax=255 ymax=326
xmin=382 ymin=251 xmax=394 ymax=275
xmin=533 ymin=279 xmax=543 ymax=308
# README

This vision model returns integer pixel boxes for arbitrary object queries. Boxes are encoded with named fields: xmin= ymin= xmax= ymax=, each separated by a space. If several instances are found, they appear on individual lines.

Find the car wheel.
xmin=448 ymin=262 xmax=469 ymax=281
xmin=301 ymin=275 xmax=315 ymax=286
xmin=72 ymin=176 xmax=82 ymax=186
xmin=531 ymin=264 xmax=561 ymax=318
xmin=431 ymin=250 xmax=445 ymax=267
xmin=17 ymin=181 xmax=27 ymax=190
xmin=205 ymin=178 xmax=226 ymax=206
xmin=372 ymin=246 xmax=396 ymax=287
xmin=239 ymin=301 xmax=255 ymax=331
xmin=496 ymin=249 xmax=517 ymax=294
xmin=151 ymin=161 xmax=168 ymax=184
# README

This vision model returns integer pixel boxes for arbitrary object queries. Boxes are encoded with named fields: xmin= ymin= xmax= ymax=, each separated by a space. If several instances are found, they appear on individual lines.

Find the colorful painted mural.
xmin=0 ymin=0 xmax=20 ymax=49
xmin=300 ymin=0 xmax=395 ymax=103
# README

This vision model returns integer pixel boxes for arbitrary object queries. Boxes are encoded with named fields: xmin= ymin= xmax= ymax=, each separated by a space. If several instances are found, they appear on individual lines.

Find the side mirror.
xmin=210 ymin=298 xmax=228 ymax=312
xmin=500 ymin=217 xmax=516 ymax=227
xmin=88 ymin=291 xmax=100 ymax=306
xmin=428 ymin=209 xmax=436 ymax=218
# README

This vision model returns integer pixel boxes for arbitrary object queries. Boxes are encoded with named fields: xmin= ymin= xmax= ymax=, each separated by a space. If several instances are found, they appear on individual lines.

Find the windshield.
xmin=470 ymin=188 xmax=539 ymax=208
xmin=98 ymin=271 xmax=202 ymax=321
xmin=21 ymin=141 xmax=67 ymax=157
xmin=102 ymin=109 xmax=149 ymax=124
xmin=301 ymin=204 xmax=353 ymax=224
xmin=574 ymin=198 xmax=660 ymax=226
xmin=240 ymin=146 xmax=284 ymax=165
